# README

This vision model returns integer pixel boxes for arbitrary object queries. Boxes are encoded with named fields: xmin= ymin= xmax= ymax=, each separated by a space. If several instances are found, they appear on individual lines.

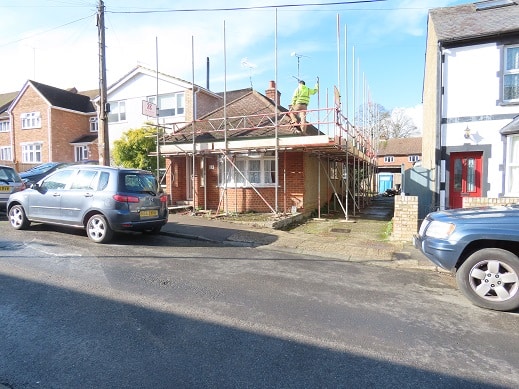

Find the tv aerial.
xmin=290 ymin=52 xmax=309 ymax=80
xmin=240 ymin=57 xmax=257 ymax=88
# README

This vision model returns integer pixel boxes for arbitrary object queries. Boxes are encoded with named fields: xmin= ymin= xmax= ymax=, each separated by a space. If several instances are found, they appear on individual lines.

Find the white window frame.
xmin=148 ymin=92 xmax=185 ymax=117
xmin=75 ymin=145 xmax=89 ymax=162
xmin=503 ymin=45 xmax=519 ymax=103
xmin=21 ymin=112 xmax=41 ymax=129
xmin=218 ymin=155 xmax=276 ymax=187
xmin=0 ymin=120 xmax=10 ymax=132
xmin=107 ymin=100 xmax=126 ymax=123
xmin=384 ymin=156 xmax=395 ymax=163
xmin=0 ymin=146 xmax=12 ymax=161
xmin=89 ymin=117 xmax=98 ymax=132
xmin=505 ymin=134 xmax=519 ymax=195
xmin=408 ymin=155 xmax=420 ymax=163
xmin=21 ymin=142 xmax=42 ymax=163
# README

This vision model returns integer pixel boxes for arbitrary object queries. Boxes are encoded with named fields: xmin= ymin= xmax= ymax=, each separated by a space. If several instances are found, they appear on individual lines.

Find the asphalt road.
xmin=0 ymin=217 xmax=518 ymax=388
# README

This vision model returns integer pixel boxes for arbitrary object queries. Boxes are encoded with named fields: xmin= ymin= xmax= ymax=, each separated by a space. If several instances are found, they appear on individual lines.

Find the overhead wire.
xmin=106 ymin=0 xmax=388 ymax=14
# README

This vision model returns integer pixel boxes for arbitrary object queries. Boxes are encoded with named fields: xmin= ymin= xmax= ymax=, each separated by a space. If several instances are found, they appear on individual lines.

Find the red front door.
xmin=449 ymin=152 xmax=482 ymax=209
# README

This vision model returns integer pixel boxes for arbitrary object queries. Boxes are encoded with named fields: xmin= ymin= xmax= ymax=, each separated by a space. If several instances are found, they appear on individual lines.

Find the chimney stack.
xmin=265 ymin=80 xmax=281 ymax=105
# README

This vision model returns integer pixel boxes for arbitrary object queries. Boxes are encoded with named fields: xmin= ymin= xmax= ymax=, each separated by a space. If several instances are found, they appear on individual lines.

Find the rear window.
xmin=119 ymin=172 xmax=158 ymax=193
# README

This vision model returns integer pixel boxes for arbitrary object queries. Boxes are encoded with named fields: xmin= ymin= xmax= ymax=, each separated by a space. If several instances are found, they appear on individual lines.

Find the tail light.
xmin=160 ymin=194 xmax=168 ymax=203
xmin=113 ymin=194 xmax=140 ymax=203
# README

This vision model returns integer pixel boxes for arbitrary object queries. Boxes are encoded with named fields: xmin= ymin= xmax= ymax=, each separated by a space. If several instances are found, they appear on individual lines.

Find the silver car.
xmin=7 ymin=165 xmax=168 ymax=243
xmin=0 ymin=165 xmax=26 ymax=208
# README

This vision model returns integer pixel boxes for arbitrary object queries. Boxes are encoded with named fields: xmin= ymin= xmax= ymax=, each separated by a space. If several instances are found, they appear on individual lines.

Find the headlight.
xmin=425 ymin=221 xmax=456 ymax=239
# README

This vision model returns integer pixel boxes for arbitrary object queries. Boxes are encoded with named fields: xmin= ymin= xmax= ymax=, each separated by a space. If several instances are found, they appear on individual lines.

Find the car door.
xmin=27 ymin=169 xmax=75 ymax=221
xmin=60 ymin=169 xmax=99 ymax=225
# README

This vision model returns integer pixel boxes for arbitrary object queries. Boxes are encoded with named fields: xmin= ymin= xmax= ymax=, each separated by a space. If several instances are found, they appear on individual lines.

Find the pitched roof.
xmin=104 ymin=65 xmax=219 ymax=100
xmin=216 ymin=88 xmax=253 ymax=102
xmin=430 ymin=1 xmax=519 ymax=43
xmin=28 ymin=81 xmax=95 ymax=113
xmin=0 ymin=91 xmax=17 ymax=115
xmin=377 ymin=137 xmax=422 ymax=156
xmin=164 ymin=90 xmax=318 ymax=143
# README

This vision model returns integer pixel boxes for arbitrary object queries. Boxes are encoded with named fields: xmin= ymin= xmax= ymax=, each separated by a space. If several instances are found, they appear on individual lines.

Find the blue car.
xmin=414 ymin=205 xmax=519 ymax=311
xmin=19 ymin=162 xmax=73 ymax=185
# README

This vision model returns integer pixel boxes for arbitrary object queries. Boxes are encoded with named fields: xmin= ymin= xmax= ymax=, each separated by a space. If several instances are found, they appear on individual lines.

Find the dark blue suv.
xmin=414 ymin=205 xmax=519 ymax=311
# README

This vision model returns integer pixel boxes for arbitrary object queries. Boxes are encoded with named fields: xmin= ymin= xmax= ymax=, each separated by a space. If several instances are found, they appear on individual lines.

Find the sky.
xmin=0 ymin=0 xmax=470 ymax=130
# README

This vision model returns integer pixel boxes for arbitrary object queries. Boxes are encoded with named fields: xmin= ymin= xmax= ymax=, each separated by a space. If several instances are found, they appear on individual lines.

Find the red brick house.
xmin=1 ymin=81 xmax=98 ymax=170
xmin=376 ymin=137 xmax=422 ymax=193
xmin=160 ymin=81 xmax=376 ymax=216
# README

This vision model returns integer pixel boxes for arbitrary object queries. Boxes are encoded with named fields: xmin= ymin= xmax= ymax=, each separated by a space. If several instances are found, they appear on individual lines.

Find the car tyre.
xmin=456 ymin=248 xmax=519 ymax=311
xmin=87 ymin=214 xmax=113 ymax=243
xmin=8 ymin=204 xmax=31 ymax=230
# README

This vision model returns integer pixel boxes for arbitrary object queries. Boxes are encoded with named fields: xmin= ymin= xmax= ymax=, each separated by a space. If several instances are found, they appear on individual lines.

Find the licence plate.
xmin=0 ymin=186 xmax=10 ymax=192
xmin=140 ymin=209 xmax=159 ymax=218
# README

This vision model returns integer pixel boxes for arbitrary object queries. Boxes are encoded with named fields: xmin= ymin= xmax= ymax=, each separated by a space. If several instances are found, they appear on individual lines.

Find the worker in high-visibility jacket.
xmin=288 ymin=80 xmax=318 ymax=134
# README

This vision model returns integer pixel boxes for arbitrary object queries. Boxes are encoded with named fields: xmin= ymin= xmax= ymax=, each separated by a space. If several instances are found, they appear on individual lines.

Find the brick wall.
xmin=10 ymin=85 xmax=95 ymax=163
xmin=463 ymin=197 xmax=519 ymax=208
xmin=11 ymin=87 xmax=50 ymax=162
xmin=165 ymin=151 xmax=335 ymax=214
xmin=184 ymin=90 xmax=223 ymax=121
xmin=50 ymin=108 xmax=93 ymax=161
xmin=392 ymin=195 xmax=419 ymax=242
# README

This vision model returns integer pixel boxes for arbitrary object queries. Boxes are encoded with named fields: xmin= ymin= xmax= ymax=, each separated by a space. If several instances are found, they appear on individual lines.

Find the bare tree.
xmin=381 ymin=108 xmax=417 ymax=139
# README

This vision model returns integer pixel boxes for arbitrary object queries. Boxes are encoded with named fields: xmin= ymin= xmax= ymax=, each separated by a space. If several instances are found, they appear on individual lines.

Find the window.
xmin=41 ymin=169 xmax=74 ymax=190
xmin=384 ymin=156 xmax=394 ymax=163
xmin=0 ymin=146 xmax=12 ymax=161
xmin=506 ymin=134 xmax=519 ymax=194
xmin=107 ymin=101 xmax=126 ymax=122
xmin=408 ymin=155 xmax=420 ymax=163
xmin=21 ymin=142 xmax=42 ymax=163
xmin=70 ymin=170 xmax=99 ymax=190
xmin=75 ymin=145 xmax=89 ymax=162
xmin=21 ymin=112 xmax=41 ymax=129
xmin=89 ymin=117 xmax=98 ymax=132
xmin=218 ymin=154 xmax=276 ymax=187
xmin=148 ymin=92 xmax=185 ymax=117
xmin=504 ymin=45 xmax=519 ymax=102
xmin=0 ymin=120 xmax=10 ymax=132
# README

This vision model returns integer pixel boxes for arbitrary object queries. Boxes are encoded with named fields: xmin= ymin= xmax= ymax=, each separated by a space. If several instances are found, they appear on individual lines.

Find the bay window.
xmin=506 ymin=134 xmax=519 ymax=194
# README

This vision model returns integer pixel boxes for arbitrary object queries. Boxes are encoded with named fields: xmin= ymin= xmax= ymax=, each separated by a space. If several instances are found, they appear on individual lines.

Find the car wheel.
xmin=8 ymin=205 xmax=31 ymax=230
xmin=86 ymin=214 xmax=113 ymax=243
xmin=456 ymin=248 xmax=519 ymax=311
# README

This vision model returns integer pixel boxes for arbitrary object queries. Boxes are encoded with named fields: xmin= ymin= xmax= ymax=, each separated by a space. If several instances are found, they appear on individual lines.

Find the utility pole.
xmin=97 ymin=0 xmax=110 ymax=165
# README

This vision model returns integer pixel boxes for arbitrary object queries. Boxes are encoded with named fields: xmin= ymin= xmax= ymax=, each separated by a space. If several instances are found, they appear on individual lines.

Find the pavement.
xmin=161 ymin=196 xmax=440 ymax=272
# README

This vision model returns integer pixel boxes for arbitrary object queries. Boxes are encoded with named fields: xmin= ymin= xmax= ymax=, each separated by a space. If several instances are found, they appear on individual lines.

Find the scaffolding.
xmin=158 ymin=101 xmax=378 ymax=220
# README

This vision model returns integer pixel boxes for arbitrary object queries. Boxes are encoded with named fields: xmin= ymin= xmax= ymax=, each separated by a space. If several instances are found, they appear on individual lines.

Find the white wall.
xmin=107 ymin=72 xmax=187 ymax=147
xmin=440 ymin=43 xmax=519 ymax=199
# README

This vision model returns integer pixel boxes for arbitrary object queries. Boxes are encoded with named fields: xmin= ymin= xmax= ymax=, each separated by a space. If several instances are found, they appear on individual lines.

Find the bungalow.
xmin=159 ymin=81 xmax=376 ymax=216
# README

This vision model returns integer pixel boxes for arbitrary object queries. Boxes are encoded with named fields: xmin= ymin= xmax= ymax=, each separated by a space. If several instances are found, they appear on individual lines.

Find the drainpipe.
xmin=437 ymin=41 xmax=445 ymax=210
